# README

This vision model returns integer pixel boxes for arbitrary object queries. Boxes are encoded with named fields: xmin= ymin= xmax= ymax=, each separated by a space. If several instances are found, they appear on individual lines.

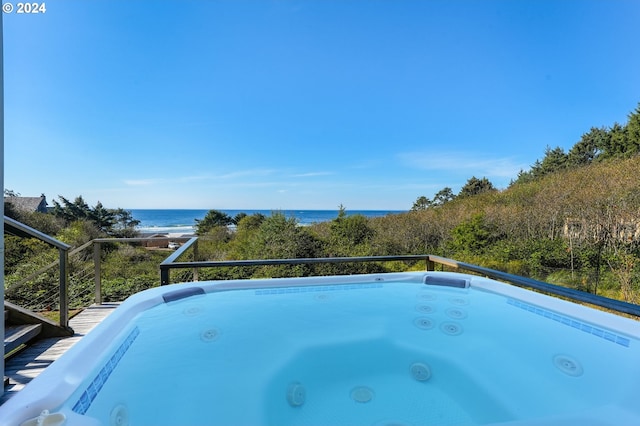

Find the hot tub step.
xmin=4 ymin=324 xmax=43 ymax=355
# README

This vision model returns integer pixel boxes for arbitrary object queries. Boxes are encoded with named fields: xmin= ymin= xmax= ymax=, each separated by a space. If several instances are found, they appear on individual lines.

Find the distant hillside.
xmin=385 ymin=155 xmax=640 ymax=302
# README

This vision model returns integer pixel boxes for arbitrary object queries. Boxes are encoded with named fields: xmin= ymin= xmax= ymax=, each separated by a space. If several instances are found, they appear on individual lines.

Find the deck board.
xmin=1 ymin=303 xmax=119 ymax=405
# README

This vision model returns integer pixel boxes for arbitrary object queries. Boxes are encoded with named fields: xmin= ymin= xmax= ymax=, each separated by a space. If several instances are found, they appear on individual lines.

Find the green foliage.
xmin=448 ymin=214 xmax=500 ymax=254
xmin=4 ymin=236 xmax=55 ymax=275
xmin=238 ymin=213 xmax=266 ymax=230
xmin=110 ymin=208 xmax=141 ymax=237
xmin=14 ymin=211 xmax=65 ymax=236
xmin=458 ymin=176 xmax=496 ymax=198
xmin=432 ymin=187 xmax=455 ymax=206
xmin=195 ymin=209 xmax=235 ymax=235
xmin=625 ymin=103 xmax=640 ymax=156
xmin=328 ymin=213 xmax=374 ymax=256
xmin=52 ymin=195 xmax=91 ymax=222
xmin=227 ymin=213 xmax=266 ymax=259
xmin=411 ymin=196 xmax=430 ymax=211
xmin=567 ymin=127 xmax=606 ymax=167
xmin=604 ymin=123 xmax=628 ymax=159
xmin=411 ymin=188 xmax=455 ymax=211
xmin=88 ymin=201 xmax=116 ymax=233
xmin=51 ymin=195 xmax=138 ymax=237
xmin=4 ymin=190 xmax=22 ymax=219
xmin=101 ymin=277 xmax=158 ymax=302
xmin=98 ymin=245 xmax=167 ymax=300
xmin=56 ymin=220 xmax=102 ymax=247
xmin=226 ymin=212 xmax=324 ymax=277
xmin=251 ymin=212 xmax=323 ymax=260
xmin=516 ymin=146 xmax=568 ymax=183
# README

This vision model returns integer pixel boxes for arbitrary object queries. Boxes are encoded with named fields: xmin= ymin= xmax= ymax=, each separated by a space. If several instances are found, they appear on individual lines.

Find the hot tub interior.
xmin=4 ymin=272 xmax=640 ymax=426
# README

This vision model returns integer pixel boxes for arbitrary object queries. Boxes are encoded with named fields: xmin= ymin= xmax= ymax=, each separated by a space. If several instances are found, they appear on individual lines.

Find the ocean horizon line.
xmin=131 ymin=208 xmax=407 ymax=233
xmin=127 ymin=208 xmax=407 ymax=211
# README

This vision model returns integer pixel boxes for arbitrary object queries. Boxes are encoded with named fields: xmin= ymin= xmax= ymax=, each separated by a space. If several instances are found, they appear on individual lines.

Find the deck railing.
xmin=4 ymin=216 xmax=72 ymax=328
xmin=92 ymin=236 xmax=194 ymax=305
xmin=6 ymin=229 xmax=640 ymax=326
xmin=160 ymin=243 xmax=640 ymax=317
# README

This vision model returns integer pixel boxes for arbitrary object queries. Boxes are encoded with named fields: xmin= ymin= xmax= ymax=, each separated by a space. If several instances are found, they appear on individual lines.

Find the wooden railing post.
xmin=94 ymin=242 xmax=102 ymax=305
xmin=193 ymin=239 xmax=199 ymax=282
xmin=426 ymin=256 xmax=435 ymax=271
xmin=59 ymin=248 xmax=69 ymax=329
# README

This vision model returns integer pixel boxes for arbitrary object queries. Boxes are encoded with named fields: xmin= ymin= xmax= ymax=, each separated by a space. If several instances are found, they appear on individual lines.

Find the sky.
xmin=3 ymin=0 xmax=640 ymax=210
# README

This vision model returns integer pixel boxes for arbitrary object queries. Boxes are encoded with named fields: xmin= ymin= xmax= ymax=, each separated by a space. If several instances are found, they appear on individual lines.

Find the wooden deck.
xmin=1 ymin=303 xmax=120 ymax=405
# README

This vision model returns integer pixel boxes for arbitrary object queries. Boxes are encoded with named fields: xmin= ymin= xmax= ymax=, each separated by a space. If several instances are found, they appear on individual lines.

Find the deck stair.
xmin=4 ymin=302 xmax=74 ymax=387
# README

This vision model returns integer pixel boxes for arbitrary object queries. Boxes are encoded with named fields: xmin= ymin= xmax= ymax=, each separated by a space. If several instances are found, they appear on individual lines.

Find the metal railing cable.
xmin=7 ymin=225 xmax=640 ymax=326
xmin=159 ymin=244 xmax=640 ymax=317
xmin=4 ymin=216 xmax=72 ymax=328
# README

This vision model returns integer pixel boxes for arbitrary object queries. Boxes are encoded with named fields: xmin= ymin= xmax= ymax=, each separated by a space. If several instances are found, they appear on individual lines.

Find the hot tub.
xmin=2 ymin=271 xmax=639 ymax=425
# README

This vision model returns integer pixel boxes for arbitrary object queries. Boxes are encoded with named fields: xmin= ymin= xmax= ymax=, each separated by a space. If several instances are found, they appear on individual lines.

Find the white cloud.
xmin=217 ymin=169 xmax=277 ymax=180
xmin=291 ymin=171 xmax=334 ymax=178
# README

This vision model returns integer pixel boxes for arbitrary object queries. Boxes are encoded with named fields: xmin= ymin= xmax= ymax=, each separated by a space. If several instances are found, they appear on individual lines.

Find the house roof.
xmin=4 ymin=196 xmax=48 ymax=213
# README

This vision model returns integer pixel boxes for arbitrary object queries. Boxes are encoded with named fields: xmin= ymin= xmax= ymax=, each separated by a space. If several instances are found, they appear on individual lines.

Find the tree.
xmin=236 ymin=213 xmax=266 ymax=231
xmin=411 ymin=188 xmax=456 ymax=211
xmin=432 ymin=187 xmax=455 ymax=206
xmin=534 ymin=146 xmax=568 ymax=178
xmin=600 ymin=122 xmax=627 ymax=159
xmin=234 ymin=212 xmax=248 ymax=224
xmin=458 ymin=177 xmax=496 ymax=198
xmin=89 ymin=202 xmax=116 ymax=233
xmin=252 ymin=212 xmax=322 ymax=260
xmin=195 ymin=210 xmax=235 ymax=235
xmin=448 ymin=213 xmax=502 ymax=254
xmin=50 ymin=195 xmax=138 ymax=237
xmin=52 ymin=195 xmax=92 ymax=223
xmin=411 ymin=196 xmax=431 ymax=211
xmin=512 ymin=168 xmax=534 ymax=185
xmin=329 ymin=212 xmax=374 ymax=255
xmin=567 ymin=127 xmax=607 ymax=167
xmin=228 ymin=213 xmax=267 ymax=259
xmin=111 ymin=208 xmax=141 ymax=237
xmin=625 ymin=103 xmax=640 ymax=156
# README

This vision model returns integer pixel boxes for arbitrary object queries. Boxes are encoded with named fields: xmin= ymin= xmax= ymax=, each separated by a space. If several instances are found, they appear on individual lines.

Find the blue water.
xmin=129 ymin=209 xmax=405 ymax=234
xmin=63 ymin=273 xmax=640 ymax=425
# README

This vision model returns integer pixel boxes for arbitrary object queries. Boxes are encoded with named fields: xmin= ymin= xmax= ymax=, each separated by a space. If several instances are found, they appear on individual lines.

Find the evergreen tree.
xmin=411 ymin=196 xmax=431 ymax=211
xmin=195 ymin=209 xmax=235 ymax=235
xmin=567 ymin=127 xmax=607 ymax=167
xmin=536 ymin=146 xmax=568 ymax=177
xmin=625 ymin=103 xmax=640 ymax=155
xmin=111 ymin=208 xmax=141 ymax=237
xmin=601 ymin=122 xmax=627 ymax=159
xmin=52 ymin=195 xmax=92 ymax=222
xmin=432 ymin=187 xmax=455 ymax=206
xmin=459 ymin=177 xmax=496 ymax=198
xmin=89 ymin=202 xmax=116 ymax=233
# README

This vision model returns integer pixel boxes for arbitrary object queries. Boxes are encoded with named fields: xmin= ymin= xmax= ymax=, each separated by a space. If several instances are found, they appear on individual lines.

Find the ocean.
xmin=130 ymin=209 xmax=406 ymax=235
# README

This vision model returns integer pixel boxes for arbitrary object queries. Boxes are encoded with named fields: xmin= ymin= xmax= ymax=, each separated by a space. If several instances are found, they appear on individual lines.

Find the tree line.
xmin=410 ymin=102 xmax=640 ymax=211
xmin=197 ymin=156 xmax=640 ymax=303
xmin=5 ymin=193 xmax=140 ymax=239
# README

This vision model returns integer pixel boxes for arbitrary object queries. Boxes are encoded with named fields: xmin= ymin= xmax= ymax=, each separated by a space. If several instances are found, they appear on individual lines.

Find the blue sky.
xmin=4 ymin=0 xmax=640 ymax=210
